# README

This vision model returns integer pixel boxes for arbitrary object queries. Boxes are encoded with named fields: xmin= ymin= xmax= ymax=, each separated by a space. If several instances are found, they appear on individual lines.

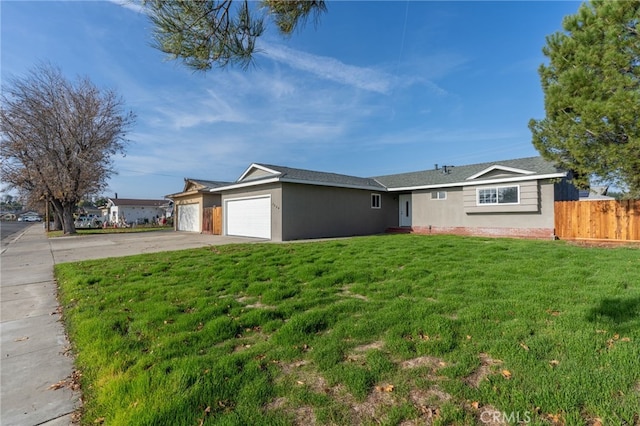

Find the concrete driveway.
xmin=1 ymin=225 xmax=261 ymax=426
xmin=48 ymin=229 xmax=264 ymax=263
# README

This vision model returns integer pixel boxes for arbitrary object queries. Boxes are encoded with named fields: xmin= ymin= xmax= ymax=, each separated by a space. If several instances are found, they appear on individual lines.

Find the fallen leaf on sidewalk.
xmin=49 ymin=380 xmax=66 ymax=390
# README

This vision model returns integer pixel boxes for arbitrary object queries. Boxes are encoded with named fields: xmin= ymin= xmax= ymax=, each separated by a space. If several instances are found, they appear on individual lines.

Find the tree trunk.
xmin=61 ymin=202 xmax=77 ymax=234
xmin=52 ymin=211 xmax=62 ymax=231
xmin=50 ymin=199 xmax=76 ymax=234
xmin=49 ymin=200 xmax=63 ymax=231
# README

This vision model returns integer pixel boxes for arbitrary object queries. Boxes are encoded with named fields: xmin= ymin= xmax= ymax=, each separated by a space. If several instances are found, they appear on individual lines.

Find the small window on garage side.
xmin=431 ymin=191 xmax=447 ymax=200
xmin=371 ymin=193 xmax=381 ymax=209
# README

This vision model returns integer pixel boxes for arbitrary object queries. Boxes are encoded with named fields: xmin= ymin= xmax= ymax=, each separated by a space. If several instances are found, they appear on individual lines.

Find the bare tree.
xmin=0 ymin=63 xmax=135 ymax=234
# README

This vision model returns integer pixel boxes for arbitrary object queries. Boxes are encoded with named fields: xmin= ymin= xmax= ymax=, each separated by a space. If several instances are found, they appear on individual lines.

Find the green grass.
xmin=55 ymin=235 xmax=640 ymax=425
xmin=48 ymin=225 xmax=171 ymax=237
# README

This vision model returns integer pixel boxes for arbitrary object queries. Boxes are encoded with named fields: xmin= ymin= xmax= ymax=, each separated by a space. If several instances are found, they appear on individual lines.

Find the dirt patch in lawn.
xmin=339 ymin=287 xmax=369 ymax=301
xmin=353 ymin=341 xmax=385 ymax=352
xmin=401 ymin=355 xmax=447 ymax=371
xmin=266 ymin=397 xmax=316 ymax=425
xmin=463 ymin=353 xmax=503 ymax=388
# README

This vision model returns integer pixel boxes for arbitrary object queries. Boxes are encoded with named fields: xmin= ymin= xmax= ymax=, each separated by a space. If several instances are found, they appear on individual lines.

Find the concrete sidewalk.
xmin=1 ymin=225 xmax=259 ymax=425
xmin=1 ymin=224 xmax=78 ymax=426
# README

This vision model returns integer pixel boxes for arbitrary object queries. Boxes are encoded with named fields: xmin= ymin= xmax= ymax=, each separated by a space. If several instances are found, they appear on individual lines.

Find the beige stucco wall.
xmin=410 ymin=179 xmax=556 ymax=235
xmin=220 ymin=183 xmax=283 ymax=241
xmin=281 ymin=183 xmax=397 ymax=241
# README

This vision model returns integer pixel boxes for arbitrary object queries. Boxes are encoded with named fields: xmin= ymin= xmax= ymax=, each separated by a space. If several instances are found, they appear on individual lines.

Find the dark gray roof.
xmin=374 ymin=156 xmax=565 ymax=189
xmin=186 ymin=178 xmax=232 ymax=190
xmin=255 ymin=163 xmax=386 ymax=190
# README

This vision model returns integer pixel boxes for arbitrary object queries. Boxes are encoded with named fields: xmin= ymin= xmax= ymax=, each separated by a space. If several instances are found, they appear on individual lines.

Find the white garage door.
xmin=177 ymin=203 xmax=200 ymax=232
xmin=226 ymin=196 xmax=271 ymax=239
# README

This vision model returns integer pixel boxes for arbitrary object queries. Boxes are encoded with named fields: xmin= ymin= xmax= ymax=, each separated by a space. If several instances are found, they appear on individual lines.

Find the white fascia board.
xmin=209 ymin=177 xmax=281 ymax=192
xmin=211 ymin=176 xmax=386 ymax=192
xmin=279 ymin=177 xmax=387 ymax=192
xmin=237 ymin=163 xmax=282 ymax=182
xmin=387 ymin=172 xmax=567 ymax=192
xmin=466 ymin=165 xmax=536 ymax=180
xmin=165 ymin=190 xmax=199 ymax=199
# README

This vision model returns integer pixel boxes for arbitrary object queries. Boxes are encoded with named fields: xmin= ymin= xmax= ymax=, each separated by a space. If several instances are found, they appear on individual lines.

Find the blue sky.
xmin=2 ymin=1 xmax=581 ymax=199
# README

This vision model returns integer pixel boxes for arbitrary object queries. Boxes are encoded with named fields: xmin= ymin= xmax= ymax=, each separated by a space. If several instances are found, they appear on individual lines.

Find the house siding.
xmin=410 ymin=179 xmax=557 ymax=239
xmin=112 ymin=206 xmax=166 ymax=225
xmin=242 ymin=169 xmax=274 ymax=181
xmin=463 ymin=180 xmax=539 ymax=213
xmin=281 ymin=183 xmax=397 ymax=241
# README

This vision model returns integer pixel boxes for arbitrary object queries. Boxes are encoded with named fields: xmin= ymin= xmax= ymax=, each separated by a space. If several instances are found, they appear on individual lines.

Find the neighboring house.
xmin=166 ymin=178 xmax=231 ymax=232
xmin=168 ymin=156 xmax=578 ymax=241
xmin=578 ymin=186 xmax=615 ymax=201
xmin=1 ymin=213 xmax=17 ymax=221
xmin=18 ymin=211 xmax=42 ymax=222
xmin=106 ymin=198 xmax=170 ymax=226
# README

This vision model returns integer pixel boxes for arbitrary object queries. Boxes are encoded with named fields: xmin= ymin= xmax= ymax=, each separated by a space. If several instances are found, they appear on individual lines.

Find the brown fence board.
xmin=202 ymin=206 xmax=222 ymax=235
xmin=555 ymin=200 xmax=640 ymax=241
xmin=202 ymin=207 xmax=213 ymax=234
xmin=213 ymin=206 xmax=222 ymax=235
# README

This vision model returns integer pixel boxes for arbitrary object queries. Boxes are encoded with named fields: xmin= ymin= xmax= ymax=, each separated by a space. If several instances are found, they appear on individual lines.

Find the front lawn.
xmin=55 ymin=235 xmax=640 ymax=425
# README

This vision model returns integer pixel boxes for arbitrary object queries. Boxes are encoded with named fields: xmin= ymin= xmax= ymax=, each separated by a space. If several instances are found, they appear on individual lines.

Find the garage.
xmin=225 ymin=196 xmax=271 ymax=239
xmin=177 ymin=203 xmax=200 ymax=232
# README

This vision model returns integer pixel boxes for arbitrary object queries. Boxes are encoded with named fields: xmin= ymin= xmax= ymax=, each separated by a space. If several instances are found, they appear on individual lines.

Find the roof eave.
xmin=279 ymin=177 xmax=386 ymax=191
xmin=386 ymin=172 xmax=567 ymax=192
xmin=210 ymin=177 xmax=281 ymax=192
xmin=237 ymin=163 xmax=282 ymax=182
xmin=210 ymin=176 xmax=385 ymax=192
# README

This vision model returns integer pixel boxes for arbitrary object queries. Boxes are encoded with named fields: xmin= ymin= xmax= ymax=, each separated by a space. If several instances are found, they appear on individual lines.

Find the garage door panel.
xmin=226 ymin=197 xmax=271 ymax=239
xmin=178 ymin=204 xmax=199 ymax=232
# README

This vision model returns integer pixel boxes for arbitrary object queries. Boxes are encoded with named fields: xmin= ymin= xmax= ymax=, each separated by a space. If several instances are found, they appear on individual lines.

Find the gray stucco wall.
xmin=411 ymin=179 xmax=557 ymax=231
xmin=281 ymin=183 xmax=397 ymax=241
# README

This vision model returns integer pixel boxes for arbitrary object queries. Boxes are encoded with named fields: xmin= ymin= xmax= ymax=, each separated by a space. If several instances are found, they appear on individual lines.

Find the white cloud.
xmin=107 ymin=0 xmax=145 ymax=14
xmin=258 ymin=42 xmax=393 ymax=94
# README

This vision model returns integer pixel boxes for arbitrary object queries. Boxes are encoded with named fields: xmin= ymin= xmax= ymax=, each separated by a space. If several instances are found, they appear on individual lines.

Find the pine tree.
xmin=529 ymin=0 xmax=640 ymax=196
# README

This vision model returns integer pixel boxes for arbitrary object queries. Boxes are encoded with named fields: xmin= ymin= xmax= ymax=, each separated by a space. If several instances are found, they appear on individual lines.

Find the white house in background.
xmin=18 ymin=211 xmax=42 ymax=222
xmin=106 ymin=198 xmax=170 ymax=226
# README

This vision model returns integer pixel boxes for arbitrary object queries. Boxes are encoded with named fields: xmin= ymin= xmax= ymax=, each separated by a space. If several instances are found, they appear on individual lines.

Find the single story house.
xmin=1 ymin=212 xmax=17 ymax=221
xmin=18 ymin=211 xmax=42 ymax=222
xmin=167 ymin=156 xmax=578 ymax=241
xmin=166 ymin=178 xmax=231 ymax=232
xmin=106 ymin=198 xmax=171 ymax=226
xmin=578 ymin=186 xmax=615 ymax=201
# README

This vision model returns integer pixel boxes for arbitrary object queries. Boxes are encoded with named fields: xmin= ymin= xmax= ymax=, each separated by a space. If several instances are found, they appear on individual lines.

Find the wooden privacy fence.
xmin=554 ymin=200 xmax=640 ymax=241
xmin=202 ymin=206 xmax=222 ymax=235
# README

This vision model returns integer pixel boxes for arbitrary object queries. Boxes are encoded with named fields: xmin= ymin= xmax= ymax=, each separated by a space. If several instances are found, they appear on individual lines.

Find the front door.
xmin=399 ymin=194 xmax=412 ymax=227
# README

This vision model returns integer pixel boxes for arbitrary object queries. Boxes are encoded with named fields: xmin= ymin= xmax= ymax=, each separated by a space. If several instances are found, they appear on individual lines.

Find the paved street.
xmin=1 ymin=221 xmax=30 ymax=252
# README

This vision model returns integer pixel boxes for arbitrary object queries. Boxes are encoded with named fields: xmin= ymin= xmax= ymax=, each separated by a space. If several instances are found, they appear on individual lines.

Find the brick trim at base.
xmin=411 ymin=226 xmax=555 ymax=240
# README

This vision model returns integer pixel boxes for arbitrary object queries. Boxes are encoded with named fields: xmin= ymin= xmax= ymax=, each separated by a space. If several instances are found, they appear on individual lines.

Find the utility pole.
xmin=45 ymin=195 xmax=50 ymax=232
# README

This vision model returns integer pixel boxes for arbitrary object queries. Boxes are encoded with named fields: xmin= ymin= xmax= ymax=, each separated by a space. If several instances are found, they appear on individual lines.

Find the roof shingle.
xmin=374 ymin=157 xmax=564 ymax=189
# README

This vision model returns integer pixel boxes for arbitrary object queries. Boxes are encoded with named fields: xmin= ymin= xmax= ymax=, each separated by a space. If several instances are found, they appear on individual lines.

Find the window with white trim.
xmin=371 ymin=193 xmax=381 ymax=209
xmin=431 ymin=191 xmax=447 ymax=200
xmin=477 ymin=185 xmax=519 ymax=205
